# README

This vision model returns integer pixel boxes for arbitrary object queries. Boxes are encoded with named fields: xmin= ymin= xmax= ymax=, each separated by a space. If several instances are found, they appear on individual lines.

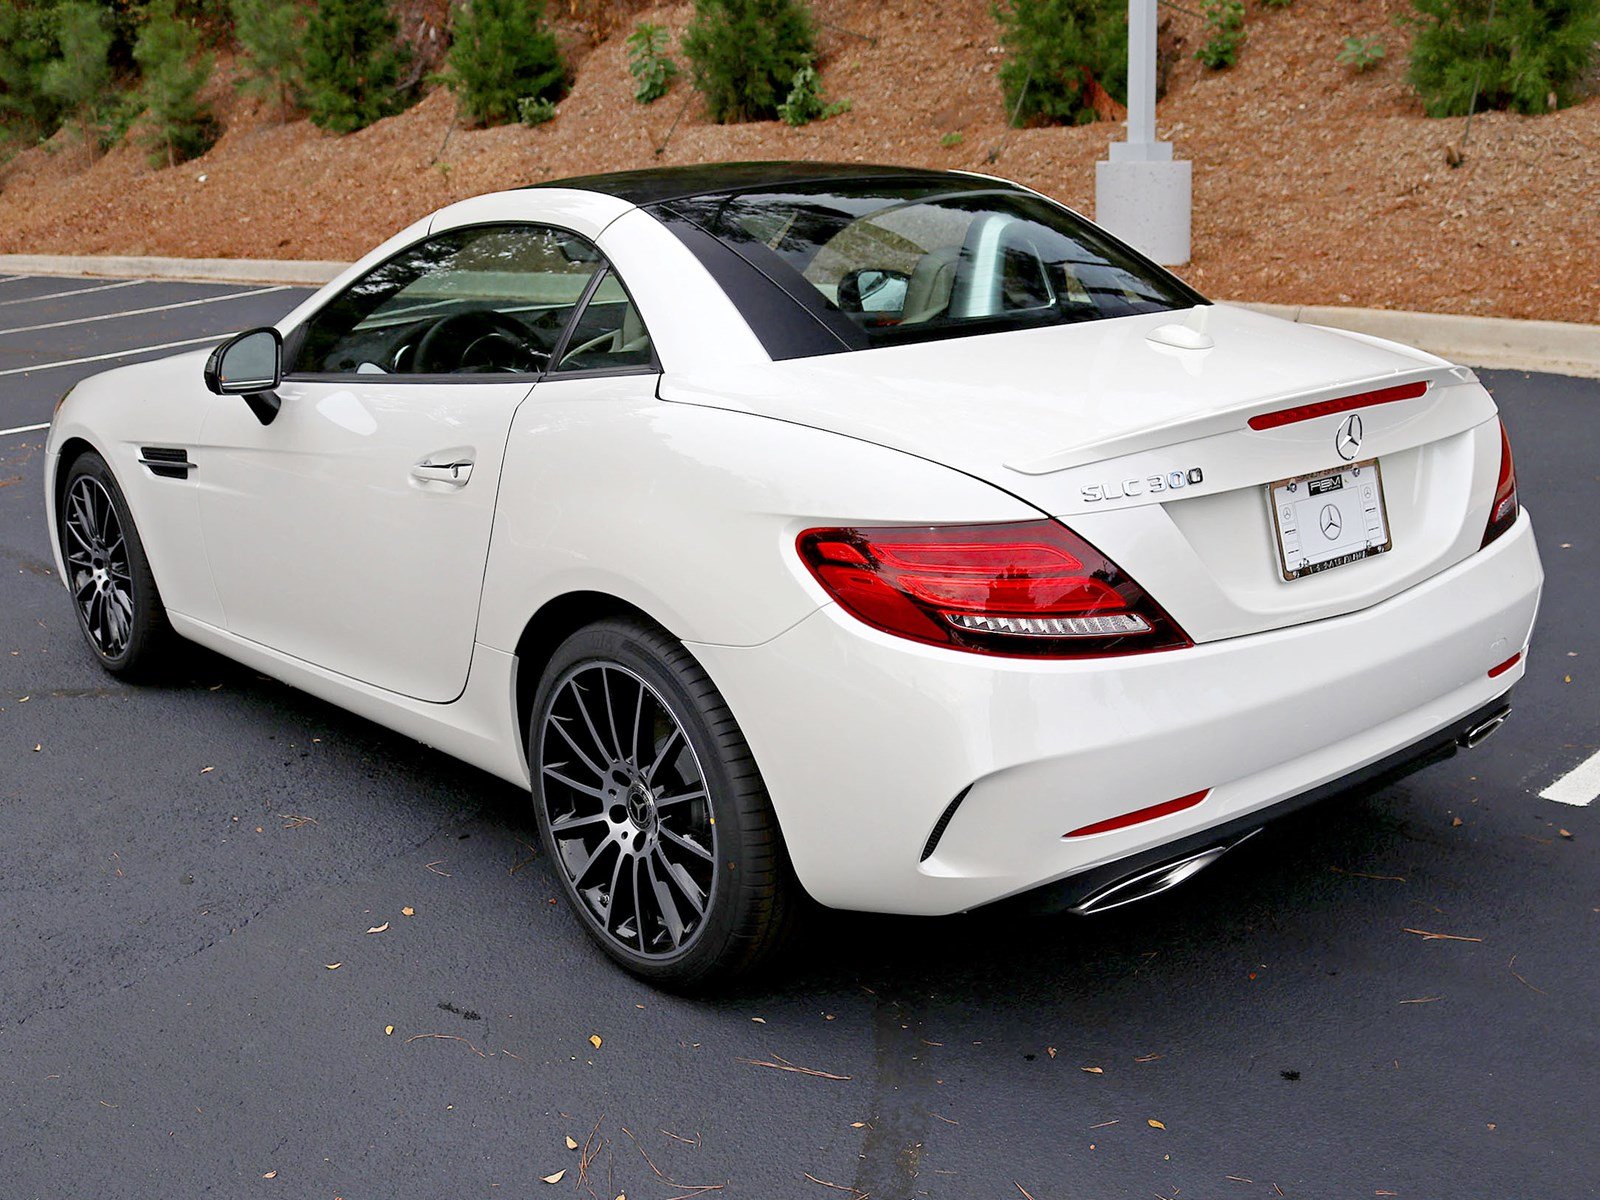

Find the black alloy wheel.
xmin=58 ymin=450 xmax=174 ymax=677
xmin=530 ymin=619 xmax=797 ymax=987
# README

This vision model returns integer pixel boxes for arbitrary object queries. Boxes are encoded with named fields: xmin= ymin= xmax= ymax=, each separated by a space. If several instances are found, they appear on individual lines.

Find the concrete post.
xmin=1094 ymin=0 xmax=1192 ymax=264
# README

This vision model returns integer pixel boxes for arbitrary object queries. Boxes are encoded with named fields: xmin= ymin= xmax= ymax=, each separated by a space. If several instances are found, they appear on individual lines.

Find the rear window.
xmin=660 ymin=181 xmax=1202 ymax=351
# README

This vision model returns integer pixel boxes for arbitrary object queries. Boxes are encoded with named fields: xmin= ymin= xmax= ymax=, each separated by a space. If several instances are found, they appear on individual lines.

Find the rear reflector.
xmin=1488 ymin=651 xmax=1521 ymax=679
xmin=1247 ymin=381 xmax=1428 ymax=431
xmin=1064 ymin=790 xmax=1209 ymax=838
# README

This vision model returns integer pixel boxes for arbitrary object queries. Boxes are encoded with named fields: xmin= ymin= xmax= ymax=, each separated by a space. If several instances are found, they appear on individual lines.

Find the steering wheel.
xmin=410 ymin=309 xmax=546 ymax=374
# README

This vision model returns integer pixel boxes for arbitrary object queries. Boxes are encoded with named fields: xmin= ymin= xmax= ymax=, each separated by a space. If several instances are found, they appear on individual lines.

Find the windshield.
xmin=660 ymin=180 xmax=1203 ymax=350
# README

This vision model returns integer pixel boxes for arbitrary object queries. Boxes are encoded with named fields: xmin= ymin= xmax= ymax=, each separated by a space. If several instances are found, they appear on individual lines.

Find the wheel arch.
xmin=511 ymin=590 xmax=676 ymax=764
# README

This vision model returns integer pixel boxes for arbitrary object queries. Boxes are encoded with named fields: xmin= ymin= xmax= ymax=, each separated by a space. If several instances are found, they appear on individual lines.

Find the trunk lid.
xmin=660 ymin=304 xmax=1502 ymax=642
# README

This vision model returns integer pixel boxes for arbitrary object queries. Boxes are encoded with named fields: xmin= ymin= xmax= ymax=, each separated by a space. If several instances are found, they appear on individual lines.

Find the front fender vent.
xmin=138 ymin=447 xmax=194 ymax=480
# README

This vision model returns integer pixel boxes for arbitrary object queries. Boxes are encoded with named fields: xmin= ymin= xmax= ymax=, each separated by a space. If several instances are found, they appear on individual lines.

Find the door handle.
xmin=411 ymin=458 xmax=474 ymax=485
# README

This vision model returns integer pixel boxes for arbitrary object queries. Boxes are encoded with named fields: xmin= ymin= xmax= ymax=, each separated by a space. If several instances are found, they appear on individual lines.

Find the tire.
xmin=528 ymin=618 xmax=798 ymax=988
xmin=57 ymin=450 xmax=175 ymax=679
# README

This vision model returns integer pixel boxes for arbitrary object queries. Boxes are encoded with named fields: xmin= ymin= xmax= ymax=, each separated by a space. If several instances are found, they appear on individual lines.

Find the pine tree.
xmin=39 ymin=1 xmax=111 ymax=151
xmin=0 ymin=0 xmax=63 ymax=142
xmin=681 ymin=0 xmax=815 ymax=123
xmin=446 ymin=0 xmax=565 ymax=127
xmin=302 ymin=0 xmax=408 ymax=134
xmin=133 ymin=0 xmax=217 ymax=167
xmin=994 ymin=0 xmax=1128 ymax=126
xmin=232 ymin=0 xmax=306 ymax=121
xmin=1407 ymin=0 xmax=1600 ymax=116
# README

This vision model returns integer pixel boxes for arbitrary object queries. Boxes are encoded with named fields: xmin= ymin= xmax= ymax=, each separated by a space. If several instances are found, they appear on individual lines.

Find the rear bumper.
xmin=1028 ymin=693 xmax=1511 ymax=916
xmin=690 ymin=510 xmax=1542 ymax=915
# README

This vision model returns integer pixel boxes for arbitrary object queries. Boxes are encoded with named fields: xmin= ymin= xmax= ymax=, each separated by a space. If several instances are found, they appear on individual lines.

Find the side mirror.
xmin=836 ymin=268 xmax=910 ymax=316
xmin=204 ymin=328 xmax=283 ymax=425
xmin=204 ymin=327 xmax=282 ymax=396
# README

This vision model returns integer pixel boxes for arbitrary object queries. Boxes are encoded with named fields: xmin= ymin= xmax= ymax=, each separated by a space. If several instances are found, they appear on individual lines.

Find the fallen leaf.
xmin=1148 ymin=1118 xmax=1166 ymax=1130
xmin=1560 ymin=829 xmax=1574 ymax=840
xmin=751 ymin=1017 xmax=766 ymax=1024
xmin=1080 ymin=1066 xmax=1103 ymax=1074
xmin=325 ymin=963 xmax=342 ymax=970
xmin=849 ymin=1122 xmax=865 ymax=1128
xmin=402 ymin=907 xmax=415 ymax=917
xmin=262 ymin=1171 xmax=277 ymax=1179
xmin=565 ymin=1136 xmax=578 ymax=1150
xmin=366 ymin=922 xmax=389 ymax=934
xmin=385 ymin=1025 xmax=395 ymax=1035
xmin=589 ymin=1034 xmax=603 ymax=1049
xmin=1046 ymin=1047 xmax=1057 ymax=1058
xmin=1451 ymin=816 xmax=1463 ymax=827
xmin=200 ymin=766 xmax=214 ymax=774
xmin=33 ymin=744 xmax=41 ymax=752
xmin=541 ymin=1170 xmax=566 ymax=1184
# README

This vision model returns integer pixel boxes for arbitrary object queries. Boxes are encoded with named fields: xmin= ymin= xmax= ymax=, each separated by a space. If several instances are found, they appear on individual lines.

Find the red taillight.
xmin=796 ymin=520 xmax=1192 ymax=658
xmin=1481 ymin=418 xmax=1518 ymax=548
xmin=1246 ymin=381 xmax=1427 ymax=431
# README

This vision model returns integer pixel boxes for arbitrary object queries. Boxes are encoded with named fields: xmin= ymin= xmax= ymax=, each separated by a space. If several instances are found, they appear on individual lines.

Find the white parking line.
xmin=1541 ymin=748 xmax=1600 ymax=807
xmin=0 ymin=286 xmax=286 ymax=337
xmin=0 ymin=332 xmax=225 ymax=378
xmin=0 ymin=422 xmax=50 ymax=438
xmin=0 ymin=279 xmax=146 ymax=309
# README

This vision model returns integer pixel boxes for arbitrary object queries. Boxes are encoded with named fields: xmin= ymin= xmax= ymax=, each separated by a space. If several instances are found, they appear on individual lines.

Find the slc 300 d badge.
xmin=1082 ymin=467 xmax=1204 ymax=504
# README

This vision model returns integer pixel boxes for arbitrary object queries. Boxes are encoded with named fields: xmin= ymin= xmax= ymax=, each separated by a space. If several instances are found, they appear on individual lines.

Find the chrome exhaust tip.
xmin=1070 ymin=829 xmax=1259 ymax=916
xmin=1460 ymin=704 xmax=1511 ymax=750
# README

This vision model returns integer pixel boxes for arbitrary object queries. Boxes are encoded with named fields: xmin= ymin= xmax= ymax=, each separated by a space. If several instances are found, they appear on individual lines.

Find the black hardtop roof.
xmin=526 ymin=161 xmax=1014 ymax=206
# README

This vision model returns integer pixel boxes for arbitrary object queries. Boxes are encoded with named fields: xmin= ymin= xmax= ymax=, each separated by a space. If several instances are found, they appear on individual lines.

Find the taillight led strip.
xmin=1247 ymin=381 xmax=1428 ymax=431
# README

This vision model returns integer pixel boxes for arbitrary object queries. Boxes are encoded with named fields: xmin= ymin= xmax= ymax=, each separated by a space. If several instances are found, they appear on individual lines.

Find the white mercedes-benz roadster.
xmin=46 ymin=163 xmax=1542 ymax=985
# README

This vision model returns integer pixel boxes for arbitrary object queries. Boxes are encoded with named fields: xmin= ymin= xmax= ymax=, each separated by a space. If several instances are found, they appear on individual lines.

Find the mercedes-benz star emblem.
xmin=1320 ymin=503 xmax=1343 ymax=540
xmin=1336 ymin=413 xmax=1364 ymax=461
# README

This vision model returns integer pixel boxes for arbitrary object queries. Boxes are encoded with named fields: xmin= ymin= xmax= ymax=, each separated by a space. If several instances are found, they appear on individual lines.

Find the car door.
xmin=195 ymin=222 xmax=610 ymax=702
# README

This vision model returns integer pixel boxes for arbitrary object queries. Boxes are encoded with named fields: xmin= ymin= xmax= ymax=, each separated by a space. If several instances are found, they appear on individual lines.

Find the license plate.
xmin=1267 ymin=459 xmax=1392 ymax=581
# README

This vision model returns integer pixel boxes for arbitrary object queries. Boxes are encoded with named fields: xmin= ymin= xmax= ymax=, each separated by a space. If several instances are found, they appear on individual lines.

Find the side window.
xmin=553 ymin=270 xmax=656 ymax=374
xmin=290 ymin=224 xmax=607 ymax=377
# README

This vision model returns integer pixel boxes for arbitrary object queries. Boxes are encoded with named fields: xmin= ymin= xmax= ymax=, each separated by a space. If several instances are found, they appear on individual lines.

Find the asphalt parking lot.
xmin=1 ymin=273 xmax=1596 ymax=1199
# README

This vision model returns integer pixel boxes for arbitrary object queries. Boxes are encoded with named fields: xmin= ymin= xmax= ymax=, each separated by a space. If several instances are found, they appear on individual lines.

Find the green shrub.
xmin=39 ymin=1 xmax=112 ymax=150
xmin=994 ymin=0 xmax=1127 ymax=127
xmin=232 ymin=0 xmax=305 ymax=119
xmin=516 ymin=94 xmax=556 ymax=124
xmin=1260 ymin=0 xmax=1292 ymax=7
xmin=1336 ymin=34 xmax=1386 ymax=71
xmin=776 ymin=64 xmax=848 ymax=125
xmin=626 ymin=21 xmax=678 ymax=103
xmin=1195 ymin=0 xmax=1246 ymax=69
xmin=939 ymin=130 xmax=963 ymax=147
xmin=681 ymin=0 xmax=815 ymax=123
xmin=1406 ymin=0 xmax=1600 ymax=116
xmin=133 ymin=0 xmax=218 ymax=166
xmin=447 ymin=0 xmax=565 ymax=126
xmin=0 ymin=1 xmax=62 ymax=142
xmin=301 ymin=0 xmax=408 ymax=133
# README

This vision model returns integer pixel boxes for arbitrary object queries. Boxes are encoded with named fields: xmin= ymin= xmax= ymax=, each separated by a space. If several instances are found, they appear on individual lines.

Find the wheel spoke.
xmin=632 ymin=855 xmax=647 ymax=951
xmin=600 ymin=668 xmax=625 ymax=763
xmin=654 ymin=844 xmax=707 ymax=918
xmin=645 ymin=726 xmax=682 ymax=783
xmin=646 ymin=853 xmax=686 ymax=948
xmin=655 ymin=788 xmax=707 ymax=808
xmin=572 ymin=678 xmax=617 ymax=768
xmin=568 ymin=835 xmax=613 ymax=888
xmin=550 ymin=811 xmax=608 ymax=835
xmin=542 ymin=765 xmax=607 ymax=800
xmin=548 ymin=704 xmax=606 ymax=780
xmin=659 ymin=825 xmax=713 ymax=863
